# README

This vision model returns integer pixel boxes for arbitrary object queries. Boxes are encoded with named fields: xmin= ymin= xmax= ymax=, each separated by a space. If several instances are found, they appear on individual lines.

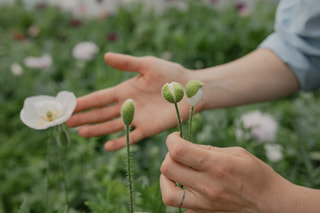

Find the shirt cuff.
xmin=259 ymin=33 xmax=320 ymax=91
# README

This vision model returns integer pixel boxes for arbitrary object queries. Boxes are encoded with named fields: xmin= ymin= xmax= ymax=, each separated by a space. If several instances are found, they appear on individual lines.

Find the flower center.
xmin=40 ymin=109 xmax=61 ymax=122
xmin=46 ymin=110 xmax=54 ymax=121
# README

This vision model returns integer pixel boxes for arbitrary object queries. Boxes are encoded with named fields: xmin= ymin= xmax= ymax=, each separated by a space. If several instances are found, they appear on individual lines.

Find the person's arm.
xmin=66 ymin=49 xmax=300 ymax=151
xmin=160 ymin=132 xmax=320 ymax=213
xmin=189 ymin=48 xmax=300 ymax=114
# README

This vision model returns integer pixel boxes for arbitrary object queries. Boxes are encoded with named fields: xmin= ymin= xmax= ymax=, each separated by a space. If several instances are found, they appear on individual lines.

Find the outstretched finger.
xmin=67 ymin=103 xmax=120 ymax=127
xmin=73 ymin=88 xmax=118 ymax=113
xmin=77 ymin=118 xmax=123 ymax=138
xmin=104 ymin=52 xmax=146 ymax=74
xmin=104 ymin=128 xmax=146 ymax=151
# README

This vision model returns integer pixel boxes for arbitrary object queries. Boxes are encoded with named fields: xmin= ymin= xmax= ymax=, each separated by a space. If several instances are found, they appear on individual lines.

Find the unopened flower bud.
xmin=162 ymin=82 xmax=184 ymax=103
xmin=121 ymin=99 xmax=135 ymax=126
xmin=186 ymin=80 xmax=203 ymax=107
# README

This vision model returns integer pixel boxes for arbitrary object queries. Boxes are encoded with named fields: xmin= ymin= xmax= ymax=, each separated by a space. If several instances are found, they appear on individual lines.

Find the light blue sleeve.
xmin=259 ymin=0 xmax=320 ymax=91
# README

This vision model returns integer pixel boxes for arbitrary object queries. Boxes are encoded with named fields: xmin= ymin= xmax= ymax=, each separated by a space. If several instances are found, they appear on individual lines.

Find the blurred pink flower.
xmin=36 ymin=2 xmax=48 ymax=11
xmin=210 ymin=0 xmax=219 ymax=4
xmin=77 ymin=4 xmax=86 ymax=14
xmin=27 ymin=25 xmax=40 ymax=37
xmin=69 ymin=19 xmax=82 ymax=28
xmin=107 ymin=32 xmax=118 ymax=42
xmin=12 ymin=31 xmax=26 ymax=41
xmin=24 ymin=55 xmax=52 ymax=69
xmin=72 ymin=41 xmax=99 ymax=61
xmin=235 ymin=2 xmax=250 ymax=17
xmin=235 ymin=111 xmax=278 ymax=143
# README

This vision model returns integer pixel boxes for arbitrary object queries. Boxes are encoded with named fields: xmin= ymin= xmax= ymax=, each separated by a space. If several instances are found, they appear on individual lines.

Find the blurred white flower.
xmin=264 ymin=144 xmax=283 ymax=162
xmin=72 ymin=41 xmax=99 ymax=61
xmin=20 ymin=91 xmax=76 ymax=130
xmin=161 ymin=51 xmax=172 ymax=60
xmin=235 ymin=111 xmax=278 ymax=143
xmin=10 ymin=63 xmax=24 ymax=76
xmin=24 ymin=54 xmax=52 ymax=69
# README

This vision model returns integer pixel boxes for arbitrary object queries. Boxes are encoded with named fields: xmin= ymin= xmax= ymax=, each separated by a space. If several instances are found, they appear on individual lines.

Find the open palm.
xmin=67 ymin=52 xmax=192 ymax=151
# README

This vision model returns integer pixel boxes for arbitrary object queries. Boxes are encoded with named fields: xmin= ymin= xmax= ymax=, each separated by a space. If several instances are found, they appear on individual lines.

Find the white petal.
xmin=188 ymin=88 xmax=203 ymax=107
xmin=20 ymin=95 xmax=56 ymax=130
xmin=56 ymin=91 xmax=77 ymax=120
xmin=168 ymin=82 xmax=176 ymax=102
xmin=20 ymin=91 xmax=76 ymax=130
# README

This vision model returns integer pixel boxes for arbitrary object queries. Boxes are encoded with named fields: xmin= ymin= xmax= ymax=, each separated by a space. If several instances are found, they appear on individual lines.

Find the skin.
xmin=161 ymin=132 xmax=320 ymax=213
xmin=66 ymin=49 xmax=299 ymax=151
xmin=66 ymin=49 xmax=320 ymax=211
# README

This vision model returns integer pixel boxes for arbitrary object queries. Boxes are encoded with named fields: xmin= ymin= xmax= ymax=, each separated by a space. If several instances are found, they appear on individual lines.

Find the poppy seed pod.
xmin=121 ymin=99 xmax=135 ymax=126
xmin=162 ymin=82 xmax=184 ymax=103
xmin=186 ymin=80 xmax=203 ymax=107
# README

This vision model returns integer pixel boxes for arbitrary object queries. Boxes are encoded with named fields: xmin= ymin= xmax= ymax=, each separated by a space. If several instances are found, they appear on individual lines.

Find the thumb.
xmin=104 ymin=52 xmax=144 ymax=74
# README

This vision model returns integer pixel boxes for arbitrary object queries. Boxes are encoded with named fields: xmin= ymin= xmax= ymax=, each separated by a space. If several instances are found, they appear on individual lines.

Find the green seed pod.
xmin=162 ymin=82 xmax=184 ymax=103
xmin=186 ymin=80 xmax=204 ymax=107
xmin=186 ymin=80 xmax=203 ymax=98
xmin=121 ymin=99 xmax=135 ymax=126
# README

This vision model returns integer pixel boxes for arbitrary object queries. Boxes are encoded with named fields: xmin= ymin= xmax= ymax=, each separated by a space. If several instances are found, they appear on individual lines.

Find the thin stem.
xmin=174 ymin=103 xmax=183 ymax=138
xmin=45 ymin=128 xmax=53 ymax=213
xmin=174 ymin=103 xmax=184 ymax=213
xmin=126 ymin=125 xmax=134 ymax=213
xmin=60 ymin=146 xmax=69 ymax=213
xmin=189 ymin=107 xmax=194 ymax=142
xmin=56 ymin=125 xmax=70 ymax=213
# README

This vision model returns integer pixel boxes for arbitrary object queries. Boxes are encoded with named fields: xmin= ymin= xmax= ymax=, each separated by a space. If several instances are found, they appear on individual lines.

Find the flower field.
xmin=1 ymin=1 xmax=320 ymax=212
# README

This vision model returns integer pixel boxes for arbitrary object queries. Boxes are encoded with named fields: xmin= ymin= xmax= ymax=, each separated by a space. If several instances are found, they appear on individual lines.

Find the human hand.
xmin=66 ymin=52 xmax=193 ymax=151
xmin=160 ymin=132 xmax=297 ymax=213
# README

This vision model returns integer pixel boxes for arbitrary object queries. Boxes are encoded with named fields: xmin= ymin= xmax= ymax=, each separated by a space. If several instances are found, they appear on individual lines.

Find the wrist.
xmin=259 ymin=170 xmax=320 ymax=213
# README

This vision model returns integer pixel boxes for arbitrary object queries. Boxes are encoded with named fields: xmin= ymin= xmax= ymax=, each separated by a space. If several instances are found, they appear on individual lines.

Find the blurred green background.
xmin=1 ymin=1 xmax=320 ymax=212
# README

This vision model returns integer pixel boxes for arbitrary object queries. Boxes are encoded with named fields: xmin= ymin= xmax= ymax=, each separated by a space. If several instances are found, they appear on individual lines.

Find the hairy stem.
xmin=174 ymin=103 xmax=183 ymax=138
xmin=189 ymin=106 xmax=194 ymax=142
xmin=126 ymin=125 xmax=134 ymax=213
xmin=44 ymin=128 xmax=53 ymax=213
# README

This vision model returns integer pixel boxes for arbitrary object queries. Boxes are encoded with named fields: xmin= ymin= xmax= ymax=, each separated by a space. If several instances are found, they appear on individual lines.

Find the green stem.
xmin=174 ymin=103 xmax=183 ymax=138
xmin=45 ymin=128 xmax=53 ymax=213
xmin=56 ymin=125 xmax=70 ymax=213
xmin=126 ymin=125 xmax=134 ymax=213
xmin=60 ymin=146 xmax=69 ymax=213
xmin=174 ymin=103 xmax=184 ymax=213
xmin=189 ymin=107 xmax=194 ymax=142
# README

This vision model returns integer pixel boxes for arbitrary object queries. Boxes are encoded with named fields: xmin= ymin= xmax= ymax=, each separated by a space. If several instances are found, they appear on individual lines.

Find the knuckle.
xmin=234 ymin=146 xmax=249 ymax=155
xmin=162 ymin=190 xmax=177 ymax=206
xmin=215 ymin=163 xmax=234 ymax=179
xmin=170 ymin=141 xmax=185 ymax=159
xmin=160 ymin=156 xmax=172 ymax=176
xmin=141 ymin=55 xmax=156 ymax=62
xmin=198 ymin=183 xmax=222 ymax=200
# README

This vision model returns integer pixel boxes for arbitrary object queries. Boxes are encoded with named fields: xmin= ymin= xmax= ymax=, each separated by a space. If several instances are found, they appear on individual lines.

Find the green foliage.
xmin=3 ymin=1 xmax=320 ymax=212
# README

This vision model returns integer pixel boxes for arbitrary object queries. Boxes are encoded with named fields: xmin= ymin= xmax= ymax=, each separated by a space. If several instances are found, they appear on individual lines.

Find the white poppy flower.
xmin=24 ymin=54 xmax=52 ymax=69
xmin=20 ymin=91 xmax=77 ymax=130
xmin=72 ymin=41 xmax=99 ymax=61
xmin=235 ymin=111 xmax=278 ymax=143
